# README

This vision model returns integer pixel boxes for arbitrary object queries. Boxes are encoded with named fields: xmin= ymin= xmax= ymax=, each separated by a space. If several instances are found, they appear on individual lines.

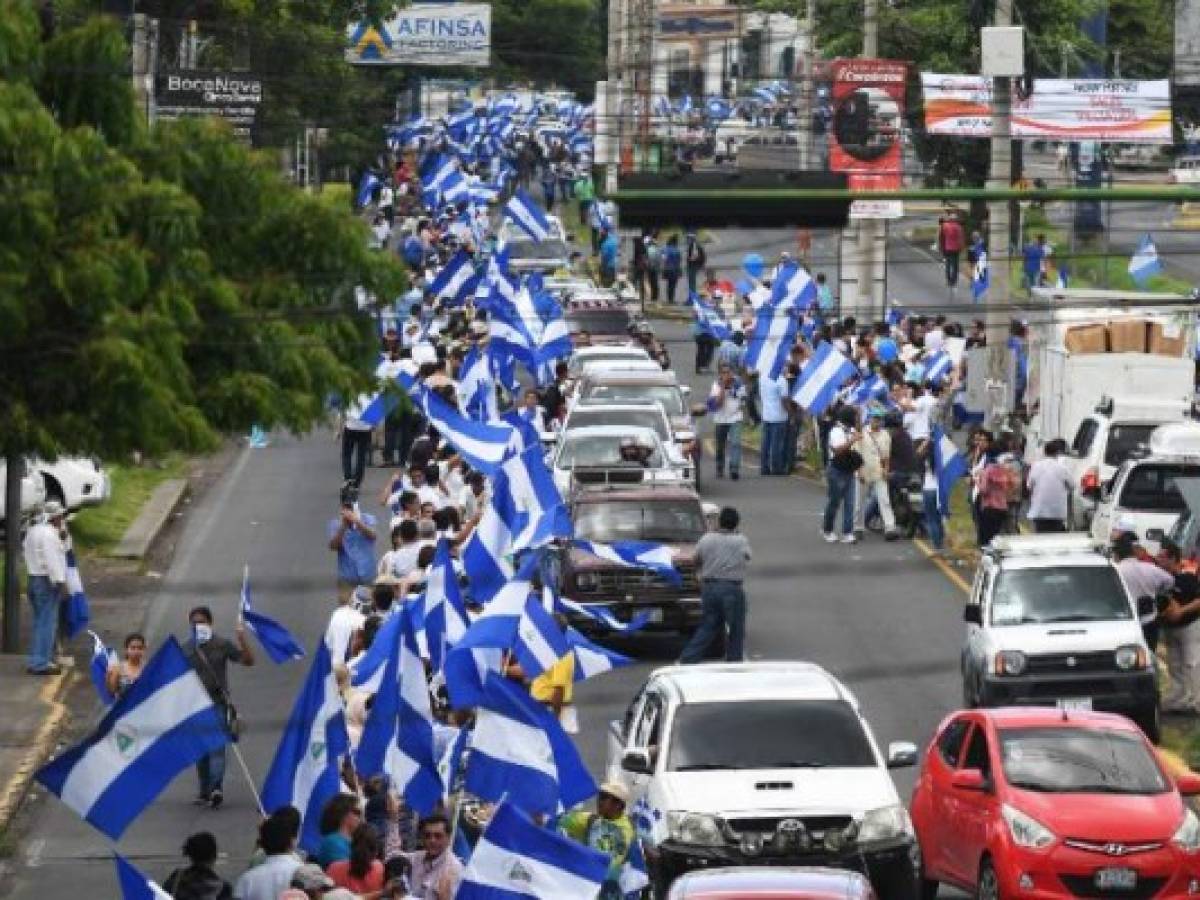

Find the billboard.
xmin=155 ymin=71 xmax=262 ymax=144
xmin=829 ymin=58 xmax=907 ymax=219
xmin=346 ymin=3 xmax=491 ymax=67
xmin=920 ymin=74 xmax=1172 ymax=143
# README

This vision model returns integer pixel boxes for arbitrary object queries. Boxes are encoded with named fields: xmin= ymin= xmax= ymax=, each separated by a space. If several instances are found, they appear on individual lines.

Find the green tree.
xmin=491 ymin=0 xmax=603 ymax=97
xmin=41 ymin=14 xmax=139 ymax=147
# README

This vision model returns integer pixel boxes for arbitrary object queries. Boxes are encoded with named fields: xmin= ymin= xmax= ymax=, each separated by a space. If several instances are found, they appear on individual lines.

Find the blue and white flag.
xmin=590 ymin=199 xmax=612 ymax=233
xmin=972 ymin=245 xmax=989 ymax=302
xmin=356 ymin=171 xmax=381 ymax=209
xmin=239 ymin=568 xmax=304 ymax=664
xmin=114 ymin=853 xmax=172 ymax=900
xmin=88 ymin=630 xmax=117 ymax=707
xmin=35 ymin=637 xmax=231 ymax=840
xmin=676 ymin=95 xmax=693 ymax=115
xmin=886 ymin=305 xmax=904 ymax=327
xmin=754 ymin=85 xmax=780 ymax=103
xmin=791 ymin=342 xmax=857 ymax=415
xmin=460 ymin=345 xmax=498 ymax=422
xmin=847 ymin=373 xmax=889 ymax=408
xmin=420 ymin=538 xmax=470 ymax=673
xmin=465 ymin=674 xmax=597 ymax=816
xmin=745 ymin=305 xmax=799 ymax=379
xmin=1128 ymin=233 xmax=1163 ymax=285
xmin=415 ymin=386 xmax=517 ymax=476
xmin=654 ymin=96 xmax=671 ymax=118
xmin=355 ymin=606 xmax=442 ymax=815
xmin=458 ymin=801 xmax=608 ymax=900
xmin=501 ymin=409 xmax=543 ymax=450
xmin=768 ymin=262 xmax=818 ymax=310
xmin=924 ymin=351 xmax=953 ymax=386
xmin=931 ymin=425 xmax=968 ymax=517
xmin=429 ymin=250 xmax=479 ymax=306
xmin=706 ymin=97 xmax=732 ymax=120
xmin=565 ymin=627 xmax=633 ymax=681
xmin=620 ymin=839 xmax=651 ymax=899
xmin=690 ymin=293 xmax=732 ymax=342
xmin=504 ymin=188 xmax=552 ymax=242
xmin=262 ymin=640 xmax=349 ymax=854
xmin=571 ymin=540 xmax=681 ymax=587
xmin=554 ymin=595 xmax=652 ymax=634
xmin=63 ymin=545 xmax=90 ymax=639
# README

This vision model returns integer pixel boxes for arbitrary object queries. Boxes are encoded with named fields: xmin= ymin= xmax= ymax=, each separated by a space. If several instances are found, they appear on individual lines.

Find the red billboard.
xmin=829 ymin=58 xmax=907 ymax=193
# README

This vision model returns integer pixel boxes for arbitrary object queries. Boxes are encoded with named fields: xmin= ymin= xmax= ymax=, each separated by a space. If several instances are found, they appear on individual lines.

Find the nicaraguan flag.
xmin=924 ymin=351 xmax=953 ymax=386
xmin=690 ymin=293 xmax=732 ymax=342
xmin=88 ymin=630 xmax=117 ymax=706
xmin=791 ymin=342 xmax=857 ymax=415
xmin=847 ymin=373 xmax=889 ymax=408
xmin=35 ymin=636 xmax=231 ymax=840
xmin=459 ymin=346 xmax=498 ymax=423
xmin=429 ymin=250 xmax=479 ymax=306
xmin=356 ymin=171 xmax=381 ymax=209
xmin=886 ymin=305 xmax=904 ymax=327
xmin=932 ymin=425 xmax=968 ymax=517
xmin=261 ymin=640 xmax=349 ymax=854
xmin=565 ymin=627 xmax=632 ymax=681
xmin=458 ymin=801 xmax=608 ymax=900
xmin=1128 ymin=233 xmax=1163 ymax=285
xmin=768 ymin=262 xmax=818 ymax=310
xmin=114 ymin=853 xmax=172 ymax=899
xmin=571 ymin=540 xmax=681 ymax=587
xmin=465 ymin=674 xmax=597 ymax=816
xmin=504 ymin=188 xmax=552 ymax=242
xmin=553 ymin=594 xmax=652 ymax=634
xmin=590 ymin=199 xmax=612 ymax=233
xmin=63 ymin=545 xmax=90 ymax=639
xmin=420 ymin=538 xmax=470 ymax=673
xmin=239 ymin=568 xmax=304 ymax=664
xmin=358 ymin=367 xmax=417 ymax=428
xmin=620 ymin=838 xmax=650 ymax=898
xmin=415 ymin=385 xmax=517 ymax=476
xmin=745 ymin=306 xmax=799 ymax=379
xmin=355 ymin=606 xmax=442 ymax=815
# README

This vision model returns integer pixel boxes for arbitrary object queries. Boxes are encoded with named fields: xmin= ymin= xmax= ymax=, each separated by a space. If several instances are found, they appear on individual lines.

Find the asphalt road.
xmin=4 ymin=351 xmax=968 ymax=898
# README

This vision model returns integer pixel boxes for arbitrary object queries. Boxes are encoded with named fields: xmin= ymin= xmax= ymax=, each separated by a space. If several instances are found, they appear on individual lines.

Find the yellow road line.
xmin=0 ymin=669 xmax=74 ymax=828
xmin=913 ymin=538 xmax=973 ymax=595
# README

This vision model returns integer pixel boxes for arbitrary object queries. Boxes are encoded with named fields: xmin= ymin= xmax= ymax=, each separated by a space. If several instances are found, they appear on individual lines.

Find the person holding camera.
xmin=328 ymin=483 xmax=378 ymax=602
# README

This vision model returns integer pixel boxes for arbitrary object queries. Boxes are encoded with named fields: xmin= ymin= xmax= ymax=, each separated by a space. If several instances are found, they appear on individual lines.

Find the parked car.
xmin=667 ymin=866 xmax=878 ymax=900
xmin=0 ymin=459 xmax=47 ymax=524
xmin=561 ymin=483 xmax=710 ymax=637
xmin=606 ymin=662 xmax=920 ymax=900
xmin=961 ymin=534 xmax=1159 ymax=741
xmin=34 ymin=456 xmax=110 ymax=511
xmin=1090 ymin=421 xmax=1200 ymax=553
xmin=912 ymin=707 xmax=1200 ymax=900
xmin=549 ymin=424 xmax=681 ymax=496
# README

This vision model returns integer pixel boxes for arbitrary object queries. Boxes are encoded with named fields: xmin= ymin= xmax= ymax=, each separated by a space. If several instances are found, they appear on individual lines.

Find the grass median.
xmin=70 ymin=456 xmax=186 ymax=557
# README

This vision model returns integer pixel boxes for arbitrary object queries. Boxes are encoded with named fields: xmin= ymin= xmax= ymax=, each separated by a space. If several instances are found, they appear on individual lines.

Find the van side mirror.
xmin=963 ymin=605 xmax=983 ymax=626
xmin=622 ymin=749 xmax=653 ymax=775
xmin=1176 ymin=773 xmax=1200 ymax=796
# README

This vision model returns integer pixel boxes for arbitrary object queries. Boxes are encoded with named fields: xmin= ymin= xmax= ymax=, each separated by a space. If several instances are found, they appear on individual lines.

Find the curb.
xmin=645 ymin=306 xmax=693 ymax=323
xmin=0 ymin=667 xmax=75 ymax=832
xmin=111 ymin=478 xmax=189 ymax=559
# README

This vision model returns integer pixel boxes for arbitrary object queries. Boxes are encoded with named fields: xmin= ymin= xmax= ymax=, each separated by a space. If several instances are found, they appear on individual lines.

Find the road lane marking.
xmin=912 ymin=538 xmax=973 ymax=595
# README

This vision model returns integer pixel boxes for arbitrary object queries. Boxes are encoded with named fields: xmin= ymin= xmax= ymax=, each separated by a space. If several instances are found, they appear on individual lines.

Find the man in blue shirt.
xmin=599 ymin=228 xmax=619 ymax=287
xmin=327 ymin=485 xmax=377 ymax=601
xmin=759 ymin=372 xmax=791 ymax=475
xmin=1022 ymin=234 xmax=1046 ymax=293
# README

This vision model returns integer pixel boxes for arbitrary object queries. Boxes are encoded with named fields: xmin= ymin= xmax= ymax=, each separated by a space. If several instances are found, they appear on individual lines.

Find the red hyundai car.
xmin=911 ymin=708 xmax=1200 ymax=900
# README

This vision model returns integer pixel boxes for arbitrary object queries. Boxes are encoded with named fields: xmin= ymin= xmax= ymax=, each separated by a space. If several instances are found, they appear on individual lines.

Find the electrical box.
xmin=981 ymin=26 xmax=1024 ymax=77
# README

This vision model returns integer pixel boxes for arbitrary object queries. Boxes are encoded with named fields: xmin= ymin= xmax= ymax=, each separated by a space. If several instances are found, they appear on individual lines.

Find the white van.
xmin=1090 ymin=422 xmax=1200 ymax=553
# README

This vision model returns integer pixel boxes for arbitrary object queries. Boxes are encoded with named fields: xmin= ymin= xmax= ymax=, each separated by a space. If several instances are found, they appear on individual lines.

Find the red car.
xmin=666 ymin=866 xmax=878 ymax=900
xmin=911 ymin=707 xmax=1200 ymax=900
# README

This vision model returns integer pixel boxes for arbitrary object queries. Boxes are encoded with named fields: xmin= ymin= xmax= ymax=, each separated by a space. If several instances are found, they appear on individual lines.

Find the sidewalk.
xmin=0 ymin=658 xmax=73 ymax=832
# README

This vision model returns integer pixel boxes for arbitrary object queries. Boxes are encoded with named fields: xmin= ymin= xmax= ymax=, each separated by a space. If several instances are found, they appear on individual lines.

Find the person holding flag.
xmin=558 ymin=782 xmax=637 ymax=900
xmin=105 ymin=632 xmax=147 ymax=700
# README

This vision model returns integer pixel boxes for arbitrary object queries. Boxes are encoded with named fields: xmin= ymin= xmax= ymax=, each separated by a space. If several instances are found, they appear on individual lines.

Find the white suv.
xmin=961 ymin=534 xmax=1158 ymax=739
xmin=34 ymin=457 xmax=110 ymax=511
xmin=604 ymin=663 xmax=920 ymax=900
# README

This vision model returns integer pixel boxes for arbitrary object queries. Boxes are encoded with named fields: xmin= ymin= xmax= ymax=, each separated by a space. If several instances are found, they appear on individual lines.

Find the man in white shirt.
xmin=23 ymin=502 xmax=67 ymax=675
xmin=902 ymin=384 xmax=939 ymax=443
xmin=1026 ymin=438 xmax=1072 ymax=532
xmin=232 ymin=812 xmax=303 ymax=900
xmin=758 ymin=373 xmax=790 ymax=476
xmin=340 ymin=397 xmax=374 ymax=489
xmin=708 ymin=365 xmax=746 ymax=481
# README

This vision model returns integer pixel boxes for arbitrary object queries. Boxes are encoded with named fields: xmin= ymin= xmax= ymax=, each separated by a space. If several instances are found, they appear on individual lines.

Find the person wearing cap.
xmin=1114 ymin=532 xmax=1174 ymax=651
xmin=288 ymin=864 xmax=338 ymax=898
xmin=558 ymin=782 xmax=636 ymax=900
xmin=23 ymin=501 xmax=68 ymax=675
xmin=856 ymin=407 xmax=898 ymax=540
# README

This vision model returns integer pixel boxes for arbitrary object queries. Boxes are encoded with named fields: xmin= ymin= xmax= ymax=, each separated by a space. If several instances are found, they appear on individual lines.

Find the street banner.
xmin=830 ymin=58 xmax=907 ymax=219
xmin=920 ymin=74 xmax=1172 ymax=143
xmin=346 ymin=3 xmax=491 ymax=67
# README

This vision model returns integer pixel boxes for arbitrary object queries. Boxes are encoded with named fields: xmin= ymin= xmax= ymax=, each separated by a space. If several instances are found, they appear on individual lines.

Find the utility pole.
xmin=983 ymin=6 xmax=1017 ymax=426
xmin=794 ymin=0 xmax=816 ymax=171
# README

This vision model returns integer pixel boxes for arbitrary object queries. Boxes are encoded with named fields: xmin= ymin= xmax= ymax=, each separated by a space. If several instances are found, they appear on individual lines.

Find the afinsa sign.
xmin=346 ymin=3 xmax=491 ymax=67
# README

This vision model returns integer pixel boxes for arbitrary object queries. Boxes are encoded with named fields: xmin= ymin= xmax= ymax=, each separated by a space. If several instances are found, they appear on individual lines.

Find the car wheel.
xmin=976 ymin=858 xmax=1001 ymax=900
xmin=1135 ymin=704 xmax=1162 ymax=745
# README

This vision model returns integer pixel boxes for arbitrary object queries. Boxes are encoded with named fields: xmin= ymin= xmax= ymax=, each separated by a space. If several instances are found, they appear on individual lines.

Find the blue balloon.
xmin=743 ymin=253 xmax=765 ymax=279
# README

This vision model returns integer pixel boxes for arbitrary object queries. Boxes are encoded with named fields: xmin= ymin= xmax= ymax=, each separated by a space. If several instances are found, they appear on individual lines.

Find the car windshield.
xmin=581 ymin=384 xmax=684 ymax=416
xmin=568 ymin=352 xmax=647 ymax=376
xmin=990 ymin=566 xmax=1132 ymax=625
xmin=574 ymin=500 xmax=705 ymax=543
xmin=567 ymin=408 xmax=670 ymax=441
xmin=565 ymin=309 xmax=633 ymax=335
xmin=556 ymin=434 xmax=664 ymax=469
xmin=508 ymin=239 xmax=570 ymax=261
xmin=1169 ymin=510 xmax=1200 ymax=556
xmin=999 ymin=727 xmax=1168 ymax=794
xmin=667 ymin=700 xmax=877 ymax=771
xmin=1118 ymin=463 xmax=1196 ymax=513
xmin=1104 ymin=424 xmax=1156 ymax=468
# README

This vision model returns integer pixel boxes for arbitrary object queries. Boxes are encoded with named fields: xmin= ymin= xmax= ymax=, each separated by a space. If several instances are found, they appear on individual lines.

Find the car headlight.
xmin=1001 ymin=804 xmax=1055 ymax=849
xmin=576 ymin=573 xmax=600 ymax=591
xmin=857 ymin=804 xmax=913 ymax=844
xmin=994 ymin=650 xmax=1027 ymax=676
xmin=1115 ymin=644 xmax=1148 ymax=670
xmin=1173 ymin=809 xmax=1200 ymax=853
xmin=667 ymin=811 xmax=725 ymax=846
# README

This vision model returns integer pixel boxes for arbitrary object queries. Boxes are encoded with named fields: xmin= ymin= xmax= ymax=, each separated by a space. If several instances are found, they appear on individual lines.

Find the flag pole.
xmin=229 ymin=741 xmax=266 ymax=817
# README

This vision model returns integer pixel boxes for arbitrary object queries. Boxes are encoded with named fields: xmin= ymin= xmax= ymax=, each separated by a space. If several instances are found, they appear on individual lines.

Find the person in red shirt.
xmin=937 ymin=212 xmax=966 ymax=288
xmin=327 ymin=824 xmax=386 ymax=893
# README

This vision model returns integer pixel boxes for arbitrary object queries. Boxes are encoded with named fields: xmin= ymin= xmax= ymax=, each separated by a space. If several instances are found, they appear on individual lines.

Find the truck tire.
xmin=1134 ymin=704 xmax=1161 ymax=744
